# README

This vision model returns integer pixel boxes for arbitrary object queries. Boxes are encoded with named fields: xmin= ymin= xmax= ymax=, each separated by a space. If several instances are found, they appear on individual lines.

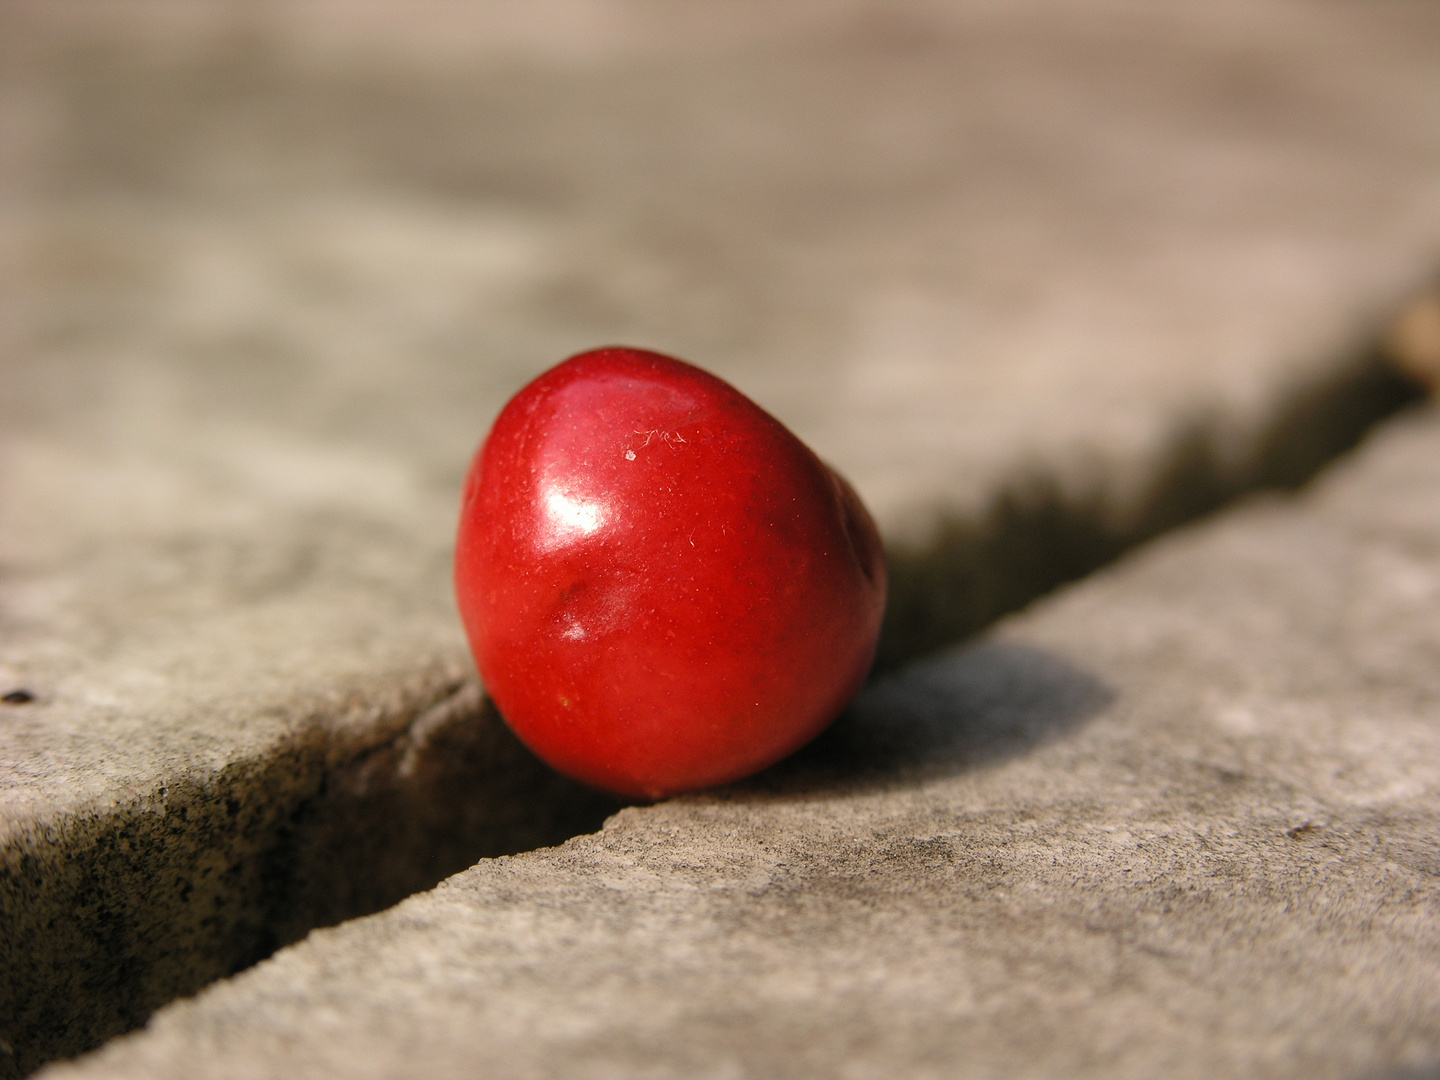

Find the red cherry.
xmin=455 ymin=347 xmax=887 ymax=799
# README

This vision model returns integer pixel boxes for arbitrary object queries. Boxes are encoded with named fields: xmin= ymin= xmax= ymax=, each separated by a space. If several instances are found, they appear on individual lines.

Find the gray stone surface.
xmin=3 ymin=0 xmax=1440 ymax=1073
xmin=45 ymin=404 xmax=1440 ymax=1080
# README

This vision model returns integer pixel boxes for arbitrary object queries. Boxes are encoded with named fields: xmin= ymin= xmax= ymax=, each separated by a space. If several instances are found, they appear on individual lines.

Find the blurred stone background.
xmin=6 ymin=0 xmax=1440 ymax=539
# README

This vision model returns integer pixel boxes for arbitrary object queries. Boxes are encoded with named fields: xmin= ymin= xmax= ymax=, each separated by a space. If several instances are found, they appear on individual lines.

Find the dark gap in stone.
xmin=1 ymin=685 xmax=620 ymax=1079
xmin=873 ymin=347 xmax=1427 ymax=674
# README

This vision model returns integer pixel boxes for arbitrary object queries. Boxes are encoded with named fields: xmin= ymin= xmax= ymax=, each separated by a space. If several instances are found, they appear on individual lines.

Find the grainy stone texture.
xmin=3 ymin=0 xmax=1440 ymax=1074
xmin=45 ymin=405 xmax=1440 ymax=1080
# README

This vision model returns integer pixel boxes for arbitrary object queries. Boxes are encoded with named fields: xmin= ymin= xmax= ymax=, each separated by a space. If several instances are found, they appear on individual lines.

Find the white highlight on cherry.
xmin=540 ymin=486 xmax=606 ymax=548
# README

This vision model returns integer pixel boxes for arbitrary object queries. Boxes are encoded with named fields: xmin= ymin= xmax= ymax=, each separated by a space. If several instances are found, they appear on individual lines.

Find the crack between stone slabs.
xmin=875 ymin=332 xmax=1430 ymax=674
xmin=2 ymin=298 xmax=1433 ymax=1078
xmin=0 ymin=676 xmax=621 ymax=1080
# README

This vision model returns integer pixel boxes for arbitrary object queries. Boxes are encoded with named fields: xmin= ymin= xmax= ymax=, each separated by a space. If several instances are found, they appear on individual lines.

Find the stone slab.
xmin=43 ymin=404 xmax=1440 ymax=1080
xmin=3 ymin=0 xmax=1440 ymax=1072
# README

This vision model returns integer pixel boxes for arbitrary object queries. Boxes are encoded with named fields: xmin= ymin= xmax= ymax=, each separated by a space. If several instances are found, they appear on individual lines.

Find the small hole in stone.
xmin=2 ymin=688 xmax=36 ymax=704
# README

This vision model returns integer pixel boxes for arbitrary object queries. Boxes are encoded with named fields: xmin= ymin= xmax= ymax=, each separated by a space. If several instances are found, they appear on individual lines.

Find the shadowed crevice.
xmin=0 ymin=683 xmax=619 ymax=1079
xmin=874 ymin=349 xmax=1426 ymax=674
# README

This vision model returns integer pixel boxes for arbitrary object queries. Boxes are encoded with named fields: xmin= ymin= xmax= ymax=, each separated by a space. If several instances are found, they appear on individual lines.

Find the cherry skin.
xmin=455 ymin=347 xmax=887 ymax=799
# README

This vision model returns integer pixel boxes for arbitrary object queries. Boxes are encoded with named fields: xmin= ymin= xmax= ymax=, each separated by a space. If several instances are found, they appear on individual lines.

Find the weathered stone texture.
xmin=44 ymin=403 xmax=1440 ymax=1080
xmin=3 ymin=0 xmax=1440 ymax=1073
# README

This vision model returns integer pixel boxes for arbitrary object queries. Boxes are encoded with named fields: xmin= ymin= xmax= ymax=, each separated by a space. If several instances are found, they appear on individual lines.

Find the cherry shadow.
xmin=734 ymin=640 xmax=1113 ymax=799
